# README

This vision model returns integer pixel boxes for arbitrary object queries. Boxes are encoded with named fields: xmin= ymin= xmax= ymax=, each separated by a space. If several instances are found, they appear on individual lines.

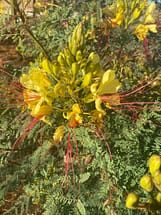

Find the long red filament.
xmin=65 ymin=132 xmax=73 ymax=177
xmin=10 ymin=116 xmax=43 ymax=153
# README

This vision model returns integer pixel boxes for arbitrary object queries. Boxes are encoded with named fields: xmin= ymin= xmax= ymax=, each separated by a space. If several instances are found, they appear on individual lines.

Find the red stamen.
xmin=143 ymin=37 xmax=149 ymax=58
xmin=119 ymin=78 xmax=157 ymax=98
xmin=65 ymin=132 xmax=73 ymax=177
xmin=10 ymin=116 xmax=43 ymax=153
xmin=120 ymin=101 xmax=161 ymax=105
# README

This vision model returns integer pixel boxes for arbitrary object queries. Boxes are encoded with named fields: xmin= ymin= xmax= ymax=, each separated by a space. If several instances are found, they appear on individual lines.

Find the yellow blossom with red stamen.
xmin=20 ymin=67 xmax=54 ymax=122
xmin=111 ymin=9 xmax=124 ymax=27
xmin=135 ymin=23 xmax=157 ymax=41
xmin=86 ymin=69 xmax=121 ymax=114
xmin=134 ymin=2 xmax=157 ymax=40
xmin=64 ymin=104 xmax=82 ymax=128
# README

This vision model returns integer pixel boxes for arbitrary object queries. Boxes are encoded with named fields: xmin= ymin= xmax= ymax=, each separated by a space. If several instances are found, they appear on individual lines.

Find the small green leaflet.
xmin=77 ymin=199 xmax=86 ymax=215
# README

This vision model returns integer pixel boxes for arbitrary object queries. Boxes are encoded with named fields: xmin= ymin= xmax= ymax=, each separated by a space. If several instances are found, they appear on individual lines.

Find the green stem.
xmin=11 ymin=0 xmax=51 ymax=60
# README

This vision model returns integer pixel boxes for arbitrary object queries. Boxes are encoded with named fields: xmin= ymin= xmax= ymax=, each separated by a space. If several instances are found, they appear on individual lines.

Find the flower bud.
xmin=140 ymin=174 xmax=153 ymax=192
xmin=156 ymin=192 xmax=161 ymax=203
xmin=153 ymin=170 xmax=161 ymax=192
xmin=126 ymin=193 xmax=139 ymax=209
xmin=149 ymin=154 xmax=161 ymax=176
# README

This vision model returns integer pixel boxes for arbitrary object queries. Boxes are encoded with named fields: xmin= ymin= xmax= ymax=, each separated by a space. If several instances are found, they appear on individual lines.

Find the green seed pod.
xmin=126 ymin=193 xmax=139 ymax=209
xmin=149 ymin=154 xmax=161 ymax=176
xmin=140 ymin=174 xmax=153 ymax=192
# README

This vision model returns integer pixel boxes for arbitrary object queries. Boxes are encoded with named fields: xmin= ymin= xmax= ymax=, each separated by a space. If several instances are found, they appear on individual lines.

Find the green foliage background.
xmin=0 ymin=0 xmax=161 ymax=214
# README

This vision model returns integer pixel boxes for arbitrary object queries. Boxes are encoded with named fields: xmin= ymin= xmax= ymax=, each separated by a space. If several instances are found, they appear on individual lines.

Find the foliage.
xmin=0 ymin=0 xmax=161 ymax=215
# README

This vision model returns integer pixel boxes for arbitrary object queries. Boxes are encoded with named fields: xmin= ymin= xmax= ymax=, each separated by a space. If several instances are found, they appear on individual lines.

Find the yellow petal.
xmin=81 ymin=72 xmax=92 ymax=88
xmin=31 ymin=104 xmax=53 ymax=117
xmin=41 ymin=116 xmax=52 ymax=126
xmin=20 ymin=74 xmax=35 ymax=90
xmin=72 ymin=104 xmax=81 ymax=114
xmin=102 ymin=70 xmax=116 ymax=85
xmin=144 ymin=14 xmax=155 ymax=24
xmin=144 ymin=2 xmax=156 ymax=24
xmin=99 ymin=79 xmax=121 ymax=95
xmin=41 ymin=59 xmax=53 ymax=74
xmin=147 ymin=24 xmax=157 ymax=33
xmin=87 ymin=52 xmax=100 ymax=64
xmin=90 ymin=83 xmax=98 ymax=95
xmin=20 ymin=68 xmax=51 ymax=91
xmin=95 ymin=98 xmax=105 ymax=114
xmin=64 ymin=104 xmax=81 ymax=121
xmin=146 ymin=2 xmax=156 ymax=15
xmin=97 ymin=70 xmax=121 ymax=95
xmin=53 ymin=126 xmax=65 ymax=144
xmin=54 ymin=82 xmax=66 ymax=97
xmin=135 ymin=24 xmax=148 ymax=40
xmin=111 ymin=10 xmax=124 ymax=26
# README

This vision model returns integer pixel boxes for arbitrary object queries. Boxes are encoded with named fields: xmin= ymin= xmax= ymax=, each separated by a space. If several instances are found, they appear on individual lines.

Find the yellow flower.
xmin=95 ymin=70 xmax=121 ymax=112
xmin=134 ymin=2 xmax=157 ymax=40
xmin=53 ymin=125 xmax=65 ymax=144
xmin=111 ymin=10 xmax=124 ymax=26
xmin=64 ymin=104 xmax=82 ymax=127
xmin=135 ymin=24 xmax=149 ymax=40
xmin=20 ymin=68 xmax=53 ymax=120
xmin=135 ymin=23 xmax=157 ymax=41
xmin=84 ymin=70 xmax=121 ymax=113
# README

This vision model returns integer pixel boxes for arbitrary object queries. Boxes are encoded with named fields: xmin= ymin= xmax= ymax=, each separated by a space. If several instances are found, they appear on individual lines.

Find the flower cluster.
xmin=103 ymin=0 xmax=157 ymax=40
xmin=20 ymin=23 xmax=121 ymax=142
